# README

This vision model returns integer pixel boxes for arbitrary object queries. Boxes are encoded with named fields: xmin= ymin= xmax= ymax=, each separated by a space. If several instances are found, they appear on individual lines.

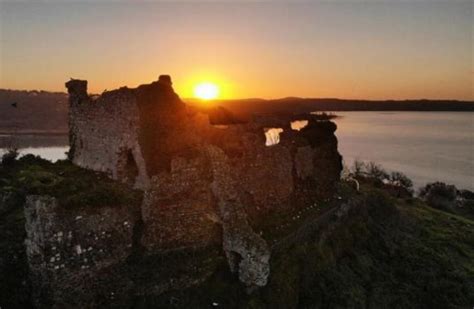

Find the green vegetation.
xmin=291 ymin=187 xmax=473 ymax=308
xmin=0 ymin=154 xmax=143 ymax=209
xmin=349 ymin=160 xmax=414 ymax=194
xmin=146 ymin=185 xmax=474 ymax=308
xmin=1 ymin=157 xmax=473 ymax=308
xmin=0 ymin=147 xmax=19 ymax=166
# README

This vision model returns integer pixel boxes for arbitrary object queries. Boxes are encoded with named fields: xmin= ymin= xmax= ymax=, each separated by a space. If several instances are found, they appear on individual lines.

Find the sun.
xmin=194 ymin=82 xmax=219 ymax=100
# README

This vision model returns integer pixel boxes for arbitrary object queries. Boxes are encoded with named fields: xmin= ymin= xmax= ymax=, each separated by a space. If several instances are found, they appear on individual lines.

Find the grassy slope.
xmin=290 ymin=192 xmax=474 ymax=309
xmin=0 ymin=155 xmax=142 ymax=209
xmin=146 ymin=187 xmax=474 ymax=309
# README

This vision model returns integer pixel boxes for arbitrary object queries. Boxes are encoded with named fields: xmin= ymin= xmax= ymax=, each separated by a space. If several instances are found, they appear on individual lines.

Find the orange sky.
xmin=0 ymin=2 xmax=472 ymax=100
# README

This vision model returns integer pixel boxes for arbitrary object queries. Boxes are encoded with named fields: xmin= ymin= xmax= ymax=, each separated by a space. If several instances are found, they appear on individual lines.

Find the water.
xmin=0 ymin=112 xmax=472 ymax=190
xmin=0 ymin=134 xmax=68 ymax=162
xmin=334 ymin=112 xmax=473 ymax=190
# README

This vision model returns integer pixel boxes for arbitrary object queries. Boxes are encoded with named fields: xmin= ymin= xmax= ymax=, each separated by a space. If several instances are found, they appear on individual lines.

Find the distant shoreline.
xmin=0 ymin=130 xmax=67 ymax=136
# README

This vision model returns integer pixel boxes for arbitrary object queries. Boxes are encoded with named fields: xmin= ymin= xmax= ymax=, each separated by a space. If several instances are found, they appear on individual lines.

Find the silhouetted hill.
xmin=1 ymin=89 xmax=473 ymax=133
xmin=191 ymin=98 xmax=474 ymax=116
xmin=0 ymin=89 xmax=68 ymax=134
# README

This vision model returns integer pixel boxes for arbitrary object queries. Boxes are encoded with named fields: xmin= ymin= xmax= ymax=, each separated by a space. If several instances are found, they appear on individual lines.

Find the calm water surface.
xmin=0 ymin=112 xmax=472 ymax=190
xmin=0 ymin=134 xmax=68 ymax=162
xmin=334 ymin=112 xmax=473 ymax=190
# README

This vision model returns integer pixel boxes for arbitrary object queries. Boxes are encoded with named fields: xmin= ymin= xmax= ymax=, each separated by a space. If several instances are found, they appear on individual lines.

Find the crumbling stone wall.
xmin=24 ymin=75 xmax=343 ymax=306
xmin=207 ymin=145 xmax=270 ymax=287
xmin=141 ymin=151 xmax=221 ymax=251
xmin=66 ymin=80 xmax=149 ymax=189
xmin=23 ymin=195 xmax=221 ymax=308
xmin=24 ymin=195 xmax=140 ymax=307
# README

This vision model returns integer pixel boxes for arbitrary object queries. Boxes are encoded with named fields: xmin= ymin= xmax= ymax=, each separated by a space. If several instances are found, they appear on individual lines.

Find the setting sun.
xmin=194 ymin=82 xmax=219 ymax=100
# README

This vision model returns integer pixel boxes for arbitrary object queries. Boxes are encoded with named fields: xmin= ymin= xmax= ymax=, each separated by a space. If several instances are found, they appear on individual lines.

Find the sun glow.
xmin=194 ymin=82 xmax=219 ymax=100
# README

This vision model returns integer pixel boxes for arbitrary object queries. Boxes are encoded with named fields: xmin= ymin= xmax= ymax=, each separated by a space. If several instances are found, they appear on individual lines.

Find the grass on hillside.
xmin=144 ymin=186 xmax=474 ymax=308
xmin=0 ymin=155 xmax=143 ymax=209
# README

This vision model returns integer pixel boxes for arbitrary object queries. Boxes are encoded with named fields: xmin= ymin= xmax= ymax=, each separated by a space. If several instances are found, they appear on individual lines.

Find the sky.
xmin=0 ymin=0 xmax=472 ymax=100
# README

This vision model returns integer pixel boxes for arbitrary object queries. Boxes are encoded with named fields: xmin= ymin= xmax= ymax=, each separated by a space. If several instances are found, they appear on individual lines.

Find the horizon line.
xmin=1 ymin=88 xmax=473 ymax=103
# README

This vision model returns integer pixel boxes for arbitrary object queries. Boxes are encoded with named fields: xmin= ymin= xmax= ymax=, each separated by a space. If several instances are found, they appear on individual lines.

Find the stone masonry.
xmin=24 ymin=75 xmax=343 ymax=306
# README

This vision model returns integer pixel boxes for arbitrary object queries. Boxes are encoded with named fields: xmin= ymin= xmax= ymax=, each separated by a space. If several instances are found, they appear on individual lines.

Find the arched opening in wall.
xmin=118 ymin=149 xmax=139 ymax=186
xmin=264 ymin=128 xmax=284 ymax=146
xmin=228 ymin=251 xmax=243 ymax=272
xmin=290 ymin=120 xmax=308 ymax=131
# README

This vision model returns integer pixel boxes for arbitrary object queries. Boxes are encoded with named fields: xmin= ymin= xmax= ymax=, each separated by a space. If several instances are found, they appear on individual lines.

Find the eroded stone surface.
xmin=141 ymin=151 xmax=220 ymax=251
xmin=24 ymin=195 xmax=139 ymax=307
xmin=207 ymin=145 xmax=271 ymax=287
xmin=66 ymin=80 xmax=149 ymax=189
xmin=24 ymin=75 xmax=343 ymax=306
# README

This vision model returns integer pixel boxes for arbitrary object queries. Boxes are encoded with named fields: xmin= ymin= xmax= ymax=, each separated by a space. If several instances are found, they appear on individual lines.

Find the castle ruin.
xmin=24 ymin=75 xmax=342 ymax=306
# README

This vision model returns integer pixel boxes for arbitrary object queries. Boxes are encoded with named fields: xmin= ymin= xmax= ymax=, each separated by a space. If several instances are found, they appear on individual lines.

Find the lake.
xmin=334 ymin=112 xmax=473 ymax=190
xmin=0 ymin=112 xmax=472 ymax=190
xmin=0 ymin=134 xmax=68 ymax=163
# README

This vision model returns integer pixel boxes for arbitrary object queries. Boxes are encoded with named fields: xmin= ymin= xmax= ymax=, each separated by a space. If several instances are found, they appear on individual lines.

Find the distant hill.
xmin=190 ymin=98 xmax=474 ymax=116
xmin=0 ymin=89 xmax=68 ymax=134
xmin=1 ymin=89 xmax=473 ymax=134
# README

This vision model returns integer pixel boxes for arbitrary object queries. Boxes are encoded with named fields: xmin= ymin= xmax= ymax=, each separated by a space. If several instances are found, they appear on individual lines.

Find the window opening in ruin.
xmin=119 ymin=149 xmax=139 ymax=185
xmin=290 ymin=120 xmax=308 ymax=131
xmin=264 ymin=128 xmax=284 ymax=146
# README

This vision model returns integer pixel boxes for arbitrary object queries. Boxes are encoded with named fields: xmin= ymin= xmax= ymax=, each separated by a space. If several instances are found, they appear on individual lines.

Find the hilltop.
xmin=1 ymin=155 xmax=473 ymax=308
xmin=1 ymin=78 xmax=473 ymax=307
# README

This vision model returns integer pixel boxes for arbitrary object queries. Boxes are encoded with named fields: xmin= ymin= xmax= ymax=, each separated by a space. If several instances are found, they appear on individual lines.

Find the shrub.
xmin=351 ymin=161 xmax=389 ymax=182
xmin=389 ymin=171 xmax=414 ymax=194
xmin=1 ymin=148 xmax=19 ymax=166
xmin=419 ymin=182 xmax=457 ymax=211
xmin=352 ymin=160 xmax=366 ymax=178
xmin=458 ymin=189 xmax=474 ymax=200
xmin=366 ymin=162 xmax=389 ymax=182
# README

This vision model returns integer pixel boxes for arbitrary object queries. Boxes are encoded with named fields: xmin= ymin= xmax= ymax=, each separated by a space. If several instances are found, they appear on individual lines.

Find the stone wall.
xmin=23 ymin=195 xmax=222 ymax=307
xmin=141 ymin=152 xmax=221 ymax=251
xmin=24 ymin=195 xmax=140 ymax=307
xmin=66 ymin=80 xmax=149 ymax=189
xmin=24 ymin=76 xmax=343 ymax=306
xmin=206 ymin=145 xmax=270 ymax=287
